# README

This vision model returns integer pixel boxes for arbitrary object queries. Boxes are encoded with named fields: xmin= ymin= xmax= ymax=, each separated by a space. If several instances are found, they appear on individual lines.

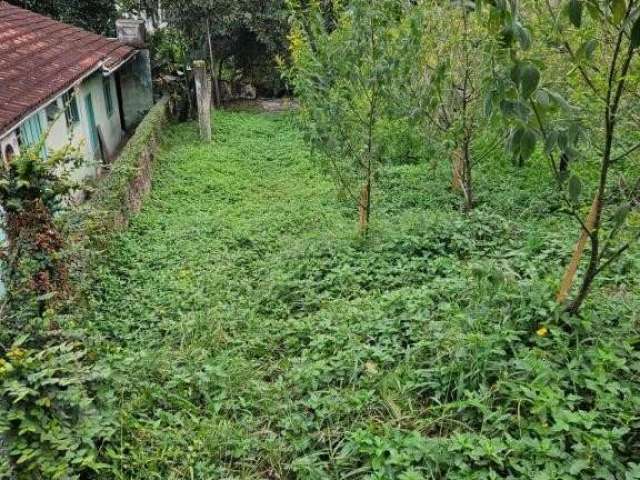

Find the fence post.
xmin=193 ymin=60 xmax=212 ymax=142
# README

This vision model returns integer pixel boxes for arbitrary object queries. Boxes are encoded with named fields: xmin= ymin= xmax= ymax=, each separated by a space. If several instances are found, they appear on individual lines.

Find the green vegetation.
xmin=0 ymin=100 xmax=168 ymax=480
xmin=4 ymin=1 xmax=640 ymax=477
xmin=85 ymin=111 xmax=640 ymax=478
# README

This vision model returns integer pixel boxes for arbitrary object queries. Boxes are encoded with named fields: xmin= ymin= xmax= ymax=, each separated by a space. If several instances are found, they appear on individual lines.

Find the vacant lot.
xmin=88 ymin=112 xmax=640 ymax=479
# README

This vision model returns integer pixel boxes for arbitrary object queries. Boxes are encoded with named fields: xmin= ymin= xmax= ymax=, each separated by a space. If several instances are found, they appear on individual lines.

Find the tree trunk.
xmin=193 ymin=60 xmax=212 ymax=142
xmin=556 ymin=193 xmax=600 ymax=305
xmin=206 ymin=17 xmax=221 ymax=107
xmin=358 ymin=181 xmax=371 ymax=234
xmin=452 ymin=147 xmax=464 ymax=193
xmin=452 ymin=145 xmax=473 ymax=211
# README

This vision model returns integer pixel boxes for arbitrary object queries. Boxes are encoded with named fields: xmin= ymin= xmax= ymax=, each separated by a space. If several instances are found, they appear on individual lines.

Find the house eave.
xmin=0 ymin=53 xmax=137 ymax=140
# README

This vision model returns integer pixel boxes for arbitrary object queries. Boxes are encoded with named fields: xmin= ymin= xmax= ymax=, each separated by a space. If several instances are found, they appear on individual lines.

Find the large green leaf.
xmin=568 ymin=0 xmax=583 ymax=27
xmin=631 ymin=16 xmax=640 ymax=48
xmin=520 ymin=128 xmax=537 ymax=161
xmin=568 ymin=174 xmax=582 ymax=202
xmin=520 ymin=64 xmax=540 ymax=99
xmin=576 ymin=38 xmax=598 ymax=60
xmin=611 ymin=0 xmax=627 ymax=25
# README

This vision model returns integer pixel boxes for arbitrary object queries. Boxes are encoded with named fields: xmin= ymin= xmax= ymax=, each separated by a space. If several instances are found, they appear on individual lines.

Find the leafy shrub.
xmin=0 ymin=338 xmax=113 ymax=479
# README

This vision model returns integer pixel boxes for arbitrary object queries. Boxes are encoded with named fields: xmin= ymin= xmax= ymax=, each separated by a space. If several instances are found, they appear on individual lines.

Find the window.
xmin=63 ymin=91 xmax=80 ymax=128
xmin=45 ymin=100 xmax=61 ymax=122
xmin=19 ymin=113 xmax=47 ymax=157
xmin=103 ymin=76 xmax=114 ymax=117
xmin=19 ymin=113 xmax=43 ymax=147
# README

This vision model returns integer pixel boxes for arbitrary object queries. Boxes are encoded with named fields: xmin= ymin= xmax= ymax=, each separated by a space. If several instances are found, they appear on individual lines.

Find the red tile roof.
xmin=0 ymin=1 xmax=136 ymax=136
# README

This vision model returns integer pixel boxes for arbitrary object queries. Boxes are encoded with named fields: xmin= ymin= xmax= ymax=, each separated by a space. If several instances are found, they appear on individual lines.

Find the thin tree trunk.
xmin=564 ymin=10 xmax=635 ymax=314
xmin=358 ymin=181 xmax=370 ymax=234
xmin=461 ymin=134 xmax=473 ymax=211
xmin=452 ymin=147 xmax=464 ymax=193
xmin=556 ymin=194 xmax=600 ymax=304
xmin=457 ymin=5 xmax=473 ymax=211
xmin=206 ymin=17 xmax=221 ymax=107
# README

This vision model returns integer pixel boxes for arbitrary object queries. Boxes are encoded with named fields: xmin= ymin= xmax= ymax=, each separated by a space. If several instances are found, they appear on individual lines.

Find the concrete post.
xmin=193 ymin=60 xmax=212 ymax=142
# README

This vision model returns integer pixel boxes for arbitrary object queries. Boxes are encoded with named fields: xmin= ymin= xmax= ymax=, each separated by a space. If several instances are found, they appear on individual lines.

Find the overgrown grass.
xmin=88 ymin=111 xmax=640 ymax=479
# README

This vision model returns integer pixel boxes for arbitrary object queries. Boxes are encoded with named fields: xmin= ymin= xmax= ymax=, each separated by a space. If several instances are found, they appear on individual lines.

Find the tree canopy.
xmin=8 ymin=0 xmax=117 ymax=35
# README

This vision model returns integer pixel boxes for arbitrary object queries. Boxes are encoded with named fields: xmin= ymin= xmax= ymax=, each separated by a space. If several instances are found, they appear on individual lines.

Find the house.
xmin=0 ymin=1 xmax=154 ymax=179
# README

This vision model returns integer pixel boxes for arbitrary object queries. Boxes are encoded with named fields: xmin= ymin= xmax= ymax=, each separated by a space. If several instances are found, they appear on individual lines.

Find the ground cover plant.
xmin=84 ymin=111 xmax=640 ymax=479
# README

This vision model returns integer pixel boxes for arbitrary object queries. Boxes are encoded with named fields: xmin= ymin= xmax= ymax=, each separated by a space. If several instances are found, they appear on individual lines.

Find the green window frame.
xmin=103 ymin=76 xmax=114 ymax=117
xmin=19 ymin=112 xmax=47 ymax=157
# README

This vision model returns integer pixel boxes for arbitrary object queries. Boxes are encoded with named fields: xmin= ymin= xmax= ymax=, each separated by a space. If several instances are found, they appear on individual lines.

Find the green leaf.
xmin=508 ymin=127 xmax=523 ymax=155
xmin=520 ymin=128 xmax=537 ymax=161
xmin=520 ymin=64 xmax=540 ymax=98
xmin=612 ymin=204 xmax=631 ymax=228
xmin=513 ymin=22 xmax=532 ymax=49
xmin=547 ymin=89 xmax=573 ymax=111
xmin=577 ymin=38 xmax=598 ymax=60
xmin=568 ymin=0 xmax=583 ymax=27
xmin=484 ymin=93 xmax=494 ymax=117
xmin=631 ymin=16 xmax=640 ymax=48
xmin=568 ymin=174 xmax=582 ymax=202
xmin=569 ymin=459 xmax=590 ymax=475
xmin=611 ymin=0 xmax=626 ymax=25
xmin=545 ymin=130 xmax=558 ymax=155
xmin=534 ymin=89 xmax=551 ymax=108
xmin=586 ymin=2 xmax=602 ymax=20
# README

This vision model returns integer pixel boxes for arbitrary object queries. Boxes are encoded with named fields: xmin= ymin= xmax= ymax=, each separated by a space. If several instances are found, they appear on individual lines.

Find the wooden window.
xmin=19 ymin=113 xmax=47 ymax=157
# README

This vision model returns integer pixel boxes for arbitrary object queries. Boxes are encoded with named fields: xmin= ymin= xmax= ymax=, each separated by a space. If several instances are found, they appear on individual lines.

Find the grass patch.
xmin=87 ymin=111 xmax=640 ymax=479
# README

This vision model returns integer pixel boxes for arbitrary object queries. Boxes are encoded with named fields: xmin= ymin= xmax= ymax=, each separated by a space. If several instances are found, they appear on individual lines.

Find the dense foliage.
xmin=85 ymin=111 xmax=640 ymax=479
xmin=4 ymin=0 xmax=640 ymax=477
xmin=158 ymin=0 xmax=290 ymax=96
xmin=0 ymin=143 xmax=112 ymax=479
xmin=288 ymin=0 xmax=640 ymax=314
xmin=8 ymin=0 xmax=117 ymax=35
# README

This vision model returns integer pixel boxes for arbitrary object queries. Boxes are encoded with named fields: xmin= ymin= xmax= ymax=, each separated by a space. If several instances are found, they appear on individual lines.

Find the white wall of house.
xmin=79 ymin=73 xmax=123 ymax=159
xmin=43 ymin=72 xmax=124 ymax=181
xmin=1 ymin=71 xmax=125 ymax=183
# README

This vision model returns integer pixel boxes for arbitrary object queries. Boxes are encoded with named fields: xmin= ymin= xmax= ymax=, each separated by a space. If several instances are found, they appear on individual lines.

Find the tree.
xmin=488 ymin=0 xmax=640 ymax=315
xmin=408 ymin=0 xmax=502 ymax=211
xmin=160 ymin=0 xmax=290 ymax=98
xmin=287 ymin=0 xmax=421 ymax=233
xmin=8 ymin=0 xmax=117 ymax=35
